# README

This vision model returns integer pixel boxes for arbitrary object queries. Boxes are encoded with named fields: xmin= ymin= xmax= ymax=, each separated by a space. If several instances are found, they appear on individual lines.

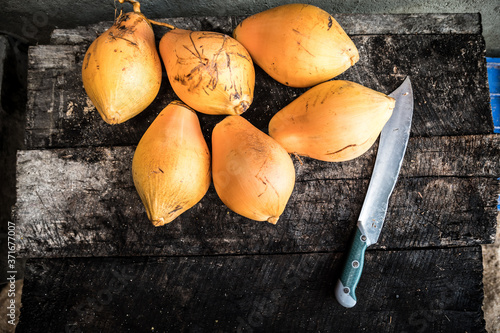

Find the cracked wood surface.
xmin=49 ymin=14 xmax=482 ymax=46
xmin=17 ymin=247 xmax=486 ymax=332
xmin=15 ymin=134 xmax=499 ymax=257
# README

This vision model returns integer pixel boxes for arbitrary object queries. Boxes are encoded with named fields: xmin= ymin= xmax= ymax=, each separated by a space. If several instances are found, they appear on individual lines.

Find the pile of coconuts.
xmin=82 ymin=0 xmax=395 ymax=226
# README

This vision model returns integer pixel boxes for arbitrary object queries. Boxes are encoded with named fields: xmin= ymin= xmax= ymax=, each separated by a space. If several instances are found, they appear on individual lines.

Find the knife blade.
xmin=335 ymin=77 xmax=414 ymax=308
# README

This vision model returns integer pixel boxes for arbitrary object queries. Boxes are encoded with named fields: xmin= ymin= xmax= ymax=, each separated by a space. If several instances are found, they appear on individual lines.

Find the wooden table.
xmin=14 ymin=13 xmax=499 ymax=332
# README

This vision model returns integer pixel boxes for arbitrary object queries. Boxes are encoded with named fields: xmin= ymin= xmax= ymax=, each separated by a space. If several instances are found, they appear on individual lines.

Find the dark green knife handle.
xmin=335 ymin=226 xmax=368 ymax=308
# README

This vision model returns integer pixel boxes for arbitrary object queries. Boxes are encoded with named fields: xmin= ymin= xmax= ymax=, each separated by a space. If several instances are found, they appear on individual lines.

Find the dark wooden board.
xmin=16 ymin=246 xmax=486 ymax=333
xmin=49 ymin=14 xmax=482 ymax=46
xmin=24 ymin=20 xmax=492 ymax=150
xmin=14 ymin=135 xmax=499 ymax=258
xmin=14 ymin=13 xmax=495 ymax=332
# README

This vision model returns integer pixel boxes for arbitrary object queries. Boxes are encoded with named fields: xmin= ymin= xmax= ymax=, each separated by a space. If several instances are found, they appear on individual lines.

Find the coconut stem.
xmin=148 ymin=19 xmax=176 ymax=30
xmin=118 ymin=0 xmax=176 ymax=30
xmin=118 ymin=0 xmax=141 ymax=13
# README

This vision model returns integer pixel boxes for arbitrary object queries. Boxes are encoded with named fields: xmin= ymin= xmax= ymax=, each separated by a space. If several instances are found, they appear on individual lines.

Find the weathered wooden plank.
xmin=24 ymin=33 xmax=493 ymax=149
xmin=50 ymin=16 xmax=235 ymax=45
xmin=14 ymin=135 xmax=499 ymax=258
xmin=16 ymin=134 xmax=500 ymax=186
xmin=334 ymin=13 xmax=481 ymax=35
xmin=49 ymin=14 xmax=482 ymax=45
xmin=16 ymin=246 xmax=486 ymax=332
xmin=14 ymin=175 xmax=499 ymax=258
xmin=297 ymin=134 xmax=500 ymax=180
xmin=27 ymin=45 xmax=80 ymax=70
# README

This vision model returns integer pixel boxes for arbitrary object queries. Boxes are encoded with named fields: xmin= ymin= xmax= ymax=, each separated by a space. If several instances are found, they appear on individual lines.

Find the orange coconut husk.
xmin=269 ymin=80 xmax=395 ymax=162
xmin=233 ymin=3 xmax=359 ymax=88
xmin=212 ymin=116 xmax=295 ymax=224
xmin=81 ymin=0 xmax=172 ymax=124
xmin=132 ymin=101 xmax=211 ymax=226
xmin=159 ymin=29 xmax=255 ymax=116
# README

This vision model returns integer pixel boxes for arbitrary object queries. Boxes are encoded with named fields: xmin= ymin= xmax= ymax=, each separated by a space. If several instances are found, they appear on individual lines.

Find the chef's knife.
xmin=335 ymin=77 xmax=414 ymax=308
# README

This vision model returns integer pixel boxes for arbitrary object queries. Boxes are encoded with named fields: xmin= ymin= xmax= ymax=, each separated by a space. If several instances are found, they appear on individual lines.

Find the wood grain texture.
xmin=49 ymin=14 xmax=482 ymax=46
xmin=14 ymin=135 xmax=499 ymax=258
xmin=16 ymin=246 xmax=485 ymax=333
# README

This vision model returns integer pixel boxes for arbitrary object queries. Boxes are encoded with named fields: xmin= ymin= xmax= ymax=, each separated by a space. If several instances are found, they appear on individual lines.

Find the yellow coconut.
xmin=233 ymin=3 xmax=359 ymax=88
xmin=269 ymin=80 xmax=395 ymax=162
xmin=212 ymin=116 xmax=295 ymax=224
xmin=159 ymin=29 xmax=255 ymax=115
xmin=132 ymin=101 xmax=211 ymax=226
xmin=82 ymin=4 xmax=162 ymax=124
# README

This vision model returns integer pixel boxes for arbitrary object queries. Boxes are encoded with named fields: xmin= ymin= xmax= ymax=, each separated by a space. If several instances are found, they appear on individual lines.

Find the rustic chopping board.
xmin=14 ymin=13 xmax=498 ymax=332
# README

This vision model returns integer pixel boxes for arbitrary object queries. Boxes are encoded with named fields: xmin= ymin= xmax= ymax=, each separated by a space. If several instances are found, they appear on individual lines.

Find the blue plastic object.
xmin=486 ymin=58 xmax=500 ymax=210
xmin=486 ymin=57 xmax=500 ymax=133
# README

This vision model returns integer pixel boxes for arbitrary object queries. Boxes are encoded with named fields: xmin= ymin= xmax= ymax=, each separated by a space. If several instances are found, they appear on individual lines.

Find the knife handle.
xmin=335 ymin=226 xmax=368 ymax=308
